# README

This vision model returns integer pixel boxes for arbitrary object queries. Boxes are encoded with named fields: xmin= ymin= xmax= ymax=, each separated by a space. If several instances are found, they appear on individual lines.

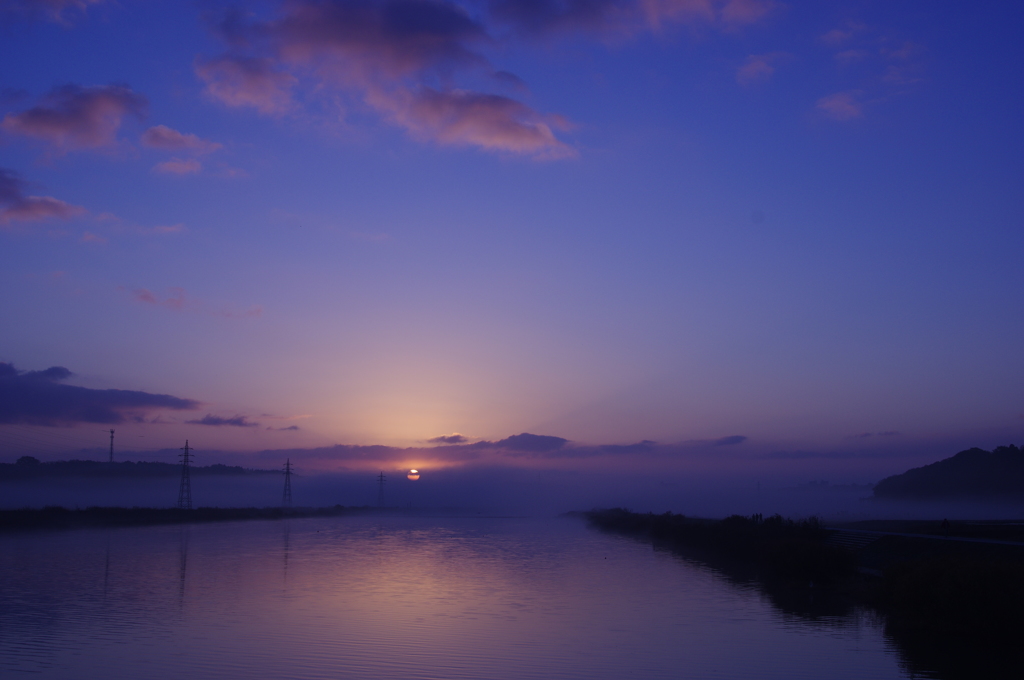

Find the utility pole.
xmin=282 ymin=458 xmax=293 ymax=508
xmin=108 ymin=429 xmax=115 ymax=463
xmin=177 ymin=441 xmax=193 ymax=510
xmin=377 ymin=471 xmax=386 ymax=508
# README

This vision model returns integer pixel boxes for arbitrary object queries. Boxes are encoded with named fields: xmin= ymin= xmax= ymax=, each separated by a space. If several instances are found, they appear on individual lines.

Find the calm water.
xmin=0 ymin=516 xmax=911 ymax=680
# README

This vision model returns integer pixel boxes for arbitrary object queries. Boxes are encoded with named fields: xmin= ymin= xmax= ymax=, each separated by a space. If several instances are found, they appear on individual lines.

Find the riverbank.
xmin=585 ymin=508 xmax=1024 ymax=680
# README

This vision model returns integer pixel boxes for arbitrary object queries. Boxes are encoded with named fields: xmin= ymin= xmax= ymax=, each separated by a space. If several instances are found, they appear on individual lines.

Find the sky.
xmin=1 ymin=0 xmax=1023 ymax=485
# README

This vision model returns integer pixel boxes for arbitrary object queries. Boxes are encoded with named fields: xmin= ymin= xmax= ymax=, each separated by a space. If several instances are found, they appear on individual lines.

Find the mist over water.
xmin=4 ymin=466 xmax=1021 ymax=521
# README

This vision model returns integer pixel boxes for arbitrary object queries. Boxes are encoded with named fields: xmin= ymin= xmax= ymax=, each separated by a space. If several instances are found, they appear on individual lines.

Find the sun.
xmin=407 ymin=469 xmax=420 ymax=480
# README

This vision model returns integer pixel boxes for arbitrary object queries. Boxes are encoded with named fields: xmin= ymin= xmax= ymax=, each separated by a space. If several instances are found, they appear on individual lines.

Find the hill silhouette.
xmin=873 ymin=445 xmax=1024 ymax=499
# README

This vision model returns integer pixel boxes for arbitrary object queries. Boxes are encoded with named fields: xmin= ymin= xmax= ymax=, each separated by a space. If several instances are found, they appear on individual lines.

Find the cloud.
xmin=195 ymin=55 xmax=297 ymax=115
xmin=126 ymin=286 xmax=262 ymax=318
xmin=0 ymin=167 xmax=85 ymax=226
xmin=599 ymin=439 xmax=656 ymax=454
xmin=382 ymin=87 xmax=574 ymax=156
xmin=495 ymin=0 xmax=778 ymax=35
xmin=816 ymin=91 xmax=863 ymax=121
xmin=495 ymin=432 xmax=569 ymax=452
xmin=0 ymin=0 xmax=105 ymax=24
xmin=187 ymin=414 xmax=260 ymax=427
xmin=736 ymin=52 xmax=787 ymax=86
xmin=712 ymin=435 xmax=746 ymax=446
xmin=0 ymin=361 xmax=199 ymax=425
xmin=194 ymin=0 xmax=780 ymax=155
xmin=79 ymin=231 xmax=107 ymax=243
xmin=818 ymin=21 xmax=866 ymax=48
xmin=132 ymin=287 xmax=188 ymax=310
xmin=717 ymin=0 xmax=776 ymax=26
xmin=141 ymin=125 xmax=222 ymax=154
xmin=197 ymin=0 xmax=569 ymax=157
xmin=153 ymin=158 xmax=202 ymax=175
xmin=0 ymin=84 xmax=147 ymax=153
xmin=428 ymin=433 xmax=468 ymax=444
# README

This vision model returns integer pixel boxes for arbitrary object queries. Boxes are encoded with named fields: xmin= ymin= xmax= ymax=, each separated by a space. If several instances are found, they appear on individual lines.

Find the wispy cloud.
xmin=187 ymin=414 xmax=260 ymax=427
xmin=0 ymin=0 xmax=106 ymax=25
xmin=124 ymin=285 xmax=262 ymax=319
xmin=0 ymin=84 xmax=147 ymax=154
xmin=816 ymin=91 xmax=863 ymax=121
xmin=195 ymin=55 xmax=297 ymax=116
xmin=736 ymin=52 xmax=788 ymax=86
xmin=141 ymin=125 xmax=222 ymax=154
xmin=815 ymin=21 xmax=925 ymax=120
xmin=0 ymin=167 xmax=85 ymax=227
xmin=153 ymin=157 xmax=202 ymax=175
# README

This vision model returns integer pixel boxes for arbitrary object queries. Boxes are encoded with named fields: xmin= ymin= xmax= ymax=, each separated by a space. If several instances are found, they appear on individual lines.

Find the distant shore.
xmin=0 ymin=505 xmax=427 ymax=531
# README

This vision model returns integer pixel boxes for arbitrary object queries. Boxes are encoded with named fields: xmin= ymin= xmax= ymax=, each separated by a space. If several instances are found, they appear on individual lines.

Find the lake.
xmin=1 ymin=515 xmax=916 ymax=679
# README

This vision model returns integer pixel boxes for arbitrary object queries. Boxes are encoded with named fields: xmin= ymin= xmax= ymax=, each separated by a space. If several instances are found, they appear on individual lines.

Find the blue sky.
xmin=1 ymin=0 xmax=1023 ymax=480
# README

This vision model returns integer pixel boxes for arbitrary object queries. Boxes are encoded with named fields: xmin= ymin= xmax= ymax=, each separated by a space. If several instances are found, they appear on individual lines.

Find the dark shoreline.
xmin=584 ymin=508 xmax=1024 ymax=680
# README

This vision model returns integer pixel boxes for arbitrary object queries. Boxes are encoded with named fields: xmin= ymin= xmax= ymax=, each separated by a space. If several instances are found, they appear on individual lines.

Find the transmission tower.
xmin=377 ymin=471 xmax=386 ymax=508
xmin=282 ymin=458 xmax=293 ymax=507
xmin=108 ymin=429 xmax=115 ymax=463
xmin=177 ymin=440 xmax=193 ymax=510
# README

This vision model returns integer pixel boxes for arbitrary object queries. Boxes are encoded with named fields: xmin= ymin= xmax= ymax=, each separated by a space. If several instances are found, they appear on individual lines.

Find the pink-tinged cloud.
xmin=818 ymin=21 xmax=866 ymax=47
xmin=816 ymin=91 xmax=863 ymax=121
xmin=79 ymin=231 xmax=107 ymax=243
xmin=199 ymin=0 xmax=570 ymax=156
xmin=1 ymin=195 xmax=84 ymax=225
xmin=0 ymin=167 xmax=85 ymax=226
xmin=153 ymin=157 xmax=202 ymax=175
xmin=141 ymin=125 xmax=222 ymax=154
xmin=195 ymin=55 xmax=297 ymax=115
xmin=133 ymin=286 xmax=188 ymax=310
xmin=736 ymin=52 xmax=787 ymax=86
xmin=392 ymin=88 xmax=573 ymax=157
xmin=717 ymin=0 xmax=776 ymax=26
xmin=0 ymin=84 xmax=147 ymax=153
xmin=128 ymin=285 xmax=260 ymax=318
xmin=0 ymin=0 xmax=104 ymax=24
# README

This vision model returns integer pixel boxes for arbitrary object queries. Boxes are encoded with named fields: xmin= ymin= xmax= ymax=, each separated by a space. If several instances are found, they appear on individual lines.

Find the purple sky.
xmin=1 ymin=0 xmax=1023 ymax=482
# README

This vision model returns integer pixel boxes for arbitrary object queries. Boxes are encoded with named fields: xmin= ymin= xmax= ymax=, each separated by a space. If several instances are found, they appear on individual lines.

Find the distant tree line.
xmin=0 ymin=456 xmax=277 ymax=480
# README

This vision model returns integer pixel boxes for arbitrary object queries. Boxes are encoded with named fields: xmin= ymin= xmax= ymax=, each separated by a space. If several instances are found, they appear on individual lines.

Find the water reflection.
xmin=1 ymin=517 xmax=914 ymax=680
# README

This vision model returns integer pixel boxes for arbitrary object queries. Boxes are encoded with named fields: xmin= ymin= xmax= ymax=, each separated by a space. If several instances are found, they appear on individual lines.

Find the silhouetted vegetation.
xmin=585 ymin=508 xmax=1024 ymax=680
xmin=873 ymin=444 xmax=1024 ymax=498
xmin=0 ymin=457 xmax=277 ymax=480
xmin=586 ymin=508 xmax=855 ymax=584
